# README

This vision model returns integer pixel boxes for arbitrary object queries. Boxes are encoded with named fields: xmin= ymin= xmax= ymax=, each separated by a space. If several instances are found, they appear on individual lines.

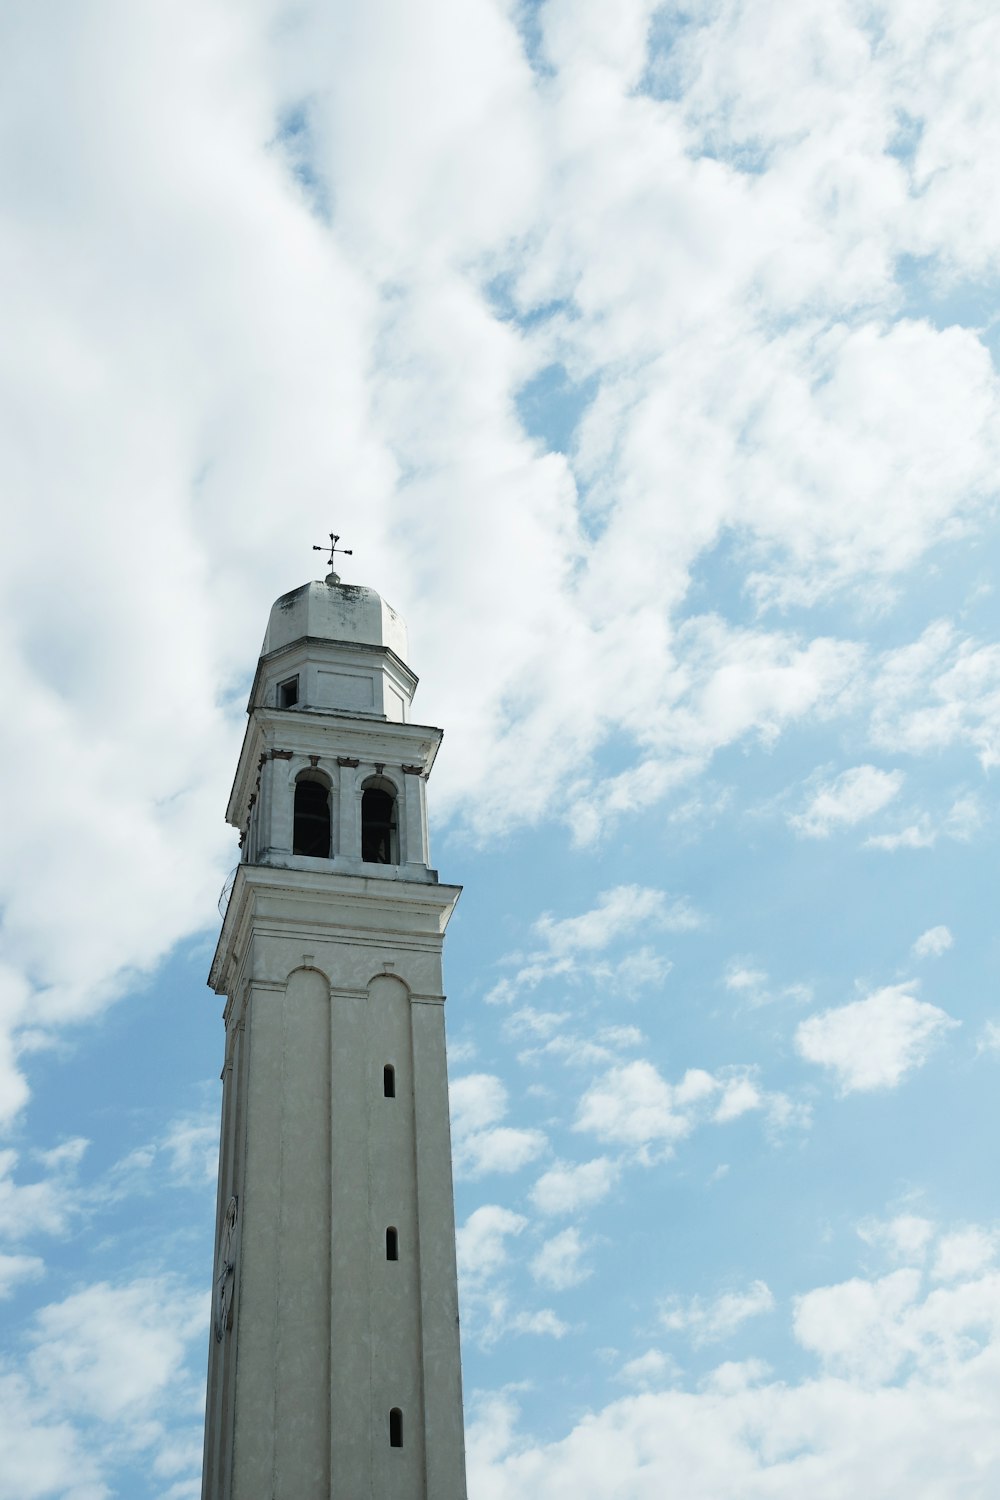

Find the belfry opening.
xmin=361 ymin=779 xmax=397 ymax=864
xmin=293 ymin=774 xmax=331 ymax=857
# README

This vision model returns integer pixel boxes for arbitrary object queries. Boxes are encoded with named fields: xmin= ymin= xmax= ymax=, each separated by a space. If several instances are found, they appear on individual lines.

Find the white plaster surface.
xmin=261 ymin=581 xmax=408 ymax=662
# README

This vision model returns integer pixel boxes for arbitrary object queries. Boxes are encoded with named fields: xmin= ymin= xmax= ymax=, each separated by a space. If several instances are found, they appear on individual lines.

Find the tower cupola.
xmin=224 ymin=576 xmax=442 ymax=883
xmin=253 ymin=579 xmax=414 ymax=721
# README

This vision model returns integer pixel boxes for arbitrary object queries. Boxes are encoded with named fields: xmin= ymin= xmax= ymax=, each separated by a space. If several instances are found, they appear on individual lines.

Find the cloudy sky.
xmin=3 ymin=1 xmax=1000 ymax=1495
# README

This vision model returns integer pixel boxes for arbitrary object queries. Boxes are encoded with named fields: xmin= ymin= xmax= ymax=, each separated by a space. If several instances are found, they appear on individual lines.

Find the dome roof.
xmin=260 ymin=580 xmax=408 ymax=663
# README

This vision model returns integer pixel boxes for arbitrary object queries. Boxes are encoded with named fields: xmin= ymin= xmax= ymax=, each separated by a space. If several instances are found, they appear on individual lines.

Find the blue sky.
xmin=2 ymin=1 xmax=1000 ymax=1496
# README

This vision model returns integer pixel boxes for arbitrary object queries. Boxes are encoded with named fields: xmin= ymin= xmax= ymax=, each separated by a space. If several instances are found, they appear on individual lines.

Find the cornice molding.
xmin=226 ymin=709 xmax=443 ymax=827
xmin=247 ymin=633 xmax=419 ymax=714
xmin=209 ymin=865 xmax=462 ymax=996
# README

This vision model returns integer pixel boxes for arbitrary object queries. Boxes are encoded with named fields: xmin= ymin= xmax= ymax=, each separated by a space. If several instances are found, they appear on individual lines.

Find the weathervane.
xmin=313 ymin=532 xmax=353 ymax=584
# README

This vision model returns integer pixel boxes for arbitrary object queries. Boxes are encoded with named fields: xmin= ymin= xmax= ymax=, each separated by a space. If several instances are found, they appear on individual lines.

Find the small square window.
xmin=277 ymin=676 xmax=299 ymax=709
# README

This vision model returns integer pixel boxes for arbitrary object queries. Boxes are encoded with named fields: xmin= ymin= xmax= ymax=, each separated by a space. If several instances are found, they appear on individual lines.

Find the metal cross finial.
xmin=313 ymin=532 xmax=353 ymax=583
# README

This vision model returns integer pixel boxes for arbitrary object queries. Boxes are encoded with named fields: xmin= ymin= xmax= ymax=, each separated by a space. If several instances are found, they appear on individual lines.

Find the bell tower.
xmin=202 ymin=565 xmax=468 ymax=1500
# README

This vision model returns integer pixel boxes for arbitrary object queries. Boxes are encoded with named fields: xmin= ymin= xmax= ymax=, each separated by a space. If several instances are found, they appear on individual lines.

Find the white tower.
xmin=202 ymin=568 xmax=467 ymax=1500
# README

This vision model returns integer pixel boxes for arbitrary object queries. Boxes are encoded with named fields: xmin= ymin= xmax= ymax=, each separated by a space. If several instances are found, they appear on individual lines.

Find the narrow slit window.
xmin=383 ymin=1064 xmax=395 ymax=1098
xmin=389 ymin=1408 xmax=403 ymax=1448
xmin=293 ymin=777 xmax=331 ymax=857
xmin=386 ymin=1227 xmax=399 ymax=1261
xmin=277 ymin=675 xmax=299 ymax=708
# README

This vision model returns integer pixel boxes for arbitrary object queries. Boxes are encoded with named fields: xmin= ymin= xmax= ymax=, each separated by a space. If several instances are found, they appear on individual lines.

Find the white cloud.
xmin=864 ymin=821 xmax=936 ymax=851
xmin=574 ymin=1060 xmax=701 ymax=1153
xmin=724 ymin=964 xmax=767 ymax=994
xmin=859 ymin=1215 xmax=1000 ymax=1286
xmin=931 ymin=1227 xmax=998 ymax=1283
xmin=450 ymin=1074 xmax=510 ymax=1137
xmin=858 ymin=1215 xmax=935 ymax=1265
xmin=574 ymin=1059 xmax=800 ymax=1157
xmin=871 ymin=623 xmax=1000 ymax=770
xmin=450 ymin=1074 xmax=547 ymax=1178
xmin=567 ymin=628 xmax=865 ymax=845
xmin=616 ymin=1349 xmax=676 ymax=1390
xmin=487 ymin=887 xmax=696 ymax=1006
xmin=795 ymin=984 xmax=959 ymax=1093
xmin=469 ymin=1218 xmax=1000 ymax=1498
xmin=0 ymin=1142 xmax=88 ymax=1242
xmin=864 ymin=796 xmax=984 ymax=851
xmin=457 ymin=1205 xmax=527 ymax=1286
xmin=598 ymin=1025 xmax=645 ymax=1051
xmin=661 ymin=1280 xmax=775 ymax=1346
xmin=32 ymin=1139 xmax=88 ymax=1173
xmin=724 ymin=961 xmax=812 ymax=1008
xmin=458 ymin=1127 xmax=548 ymax=1178
xmin=606 ymin=948 xmax=674 ymax=993
xmin=162 ymin=1111 xmax=220 ymax=1187
xmin=508 ymin=1309 xmax=570 ymax=1339
xmin=977 ymin=1021 xmax=1000 ymax=1057
xmin=793 ymin=1267 xmax=924 ymax=1384
xmin=0 ymin=1273 xmax=206 ymax=1500
xmin=531 ymin=1228 xmax=591 ymax=1291
xmin=447 ymin=1037 xmax=478 ymax=1066
xmin=0 ymin=3 xmax=997 ymax=1494
xmin=789 ymin=765 xmax=904 ymax=839
xmin=0 ymin=1369 xmax=102 ymax=1500
xmin=794 ymin=1246 xmax=1000 ymax=1384
xmin=28 ymin=1279 xmax=205 ymax=1425
xmin=2 ymin=0 xmax=999 ymax=1136
xmin=913 ymin=926 xmax=953 ymax=959
xmin=456 ymin=1205 xmax=569 ymax=1350
xmin=95 ymin=1106 xmax=233 ymax=1204
xmin=530 ymin=1158 xmax=618 ymax=1216
xmin=944 ymin=793 xmax=985 ymax=840
xmin=535 ymin=887 xmax=702 ymax=956
xmin=517 ymin=1023 xmax=645 ymax=1072
xmin=504 ymin=1008 xmax=571 ymax=1040
xmin=0 ymin=0 xmax=995 ymax=1490
xmin=713 ymin=1077 xmax=763 ymax=1123
xmin=0 ymin=1253 xmax=44 ymax=1299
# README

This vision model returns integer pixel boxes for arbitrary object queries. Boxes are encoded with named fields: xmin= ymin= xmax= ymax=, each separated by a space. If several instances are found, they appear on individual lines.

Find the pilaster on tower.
xmin=202 ymin=570 xmax=468 ymax=1500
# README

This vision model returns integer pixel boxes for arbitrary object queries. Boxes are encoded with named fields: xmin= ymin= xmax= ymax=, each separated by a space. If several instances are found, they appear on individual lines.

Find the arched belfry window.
xmin=293 ymin=774 xmax=331 ymax=857
xmin=361 ymin=778 xmax=398 ymax=865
